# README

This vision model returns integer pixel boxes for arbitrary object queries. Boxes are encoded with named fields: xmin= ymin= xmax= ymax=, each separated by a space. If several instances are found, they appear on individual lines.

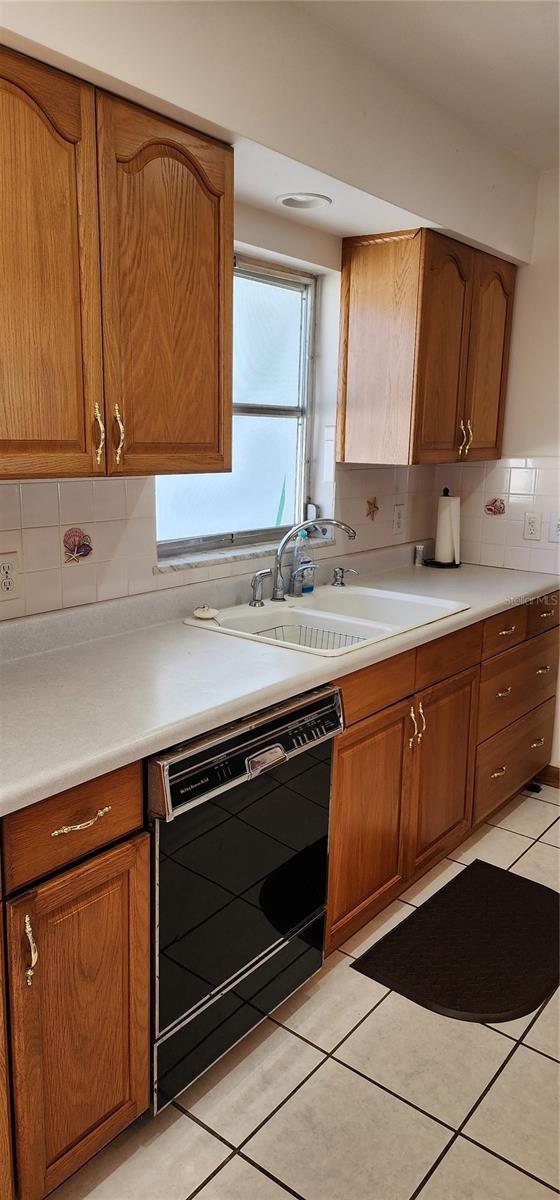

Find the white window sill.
xmin=155 ymin=536 xmax=335 ymax=575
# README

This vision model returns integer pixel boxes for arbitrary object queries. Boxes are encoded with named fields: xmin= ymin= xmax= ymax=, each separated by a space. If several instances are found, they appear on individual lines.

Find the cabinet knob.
xmin=24 ymin=914 xmax=38 ymax=987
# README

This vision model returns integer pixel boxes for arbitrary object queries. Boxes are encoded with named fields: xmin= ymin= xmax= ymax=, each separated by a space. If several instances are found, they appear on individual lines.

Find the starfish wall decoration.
xmin=366 ymin=497 xmax=379 ymax=521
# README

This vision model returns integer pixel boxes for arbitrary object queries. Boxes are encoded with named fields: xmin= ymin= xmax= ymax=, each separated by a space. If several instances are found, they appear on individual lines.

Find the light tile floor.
xmin=56 ymin=790 xmax=560 ymax=1200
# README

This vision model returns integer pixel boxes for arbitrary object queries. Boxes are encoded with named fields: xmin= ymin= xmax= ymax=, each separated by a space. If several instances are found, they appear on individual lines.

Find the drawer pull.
xmin=24 ymin=915 xmax=38 ymax=987
xmin=491 ymin=765 xmax=508 ymax=779
xmin=409 ymin=705 xmax=418 ymax=749
xmin=418 ymin=701 xmax=426 ymax=743
xmin=496 ymin=687 xmax=512 ymax=698
xmin=536 ymin=665 xmax=551 ymax=675
xmin=498 ymin=625 xmax=516 ymax=636
xmin=51 ymin=805 xmax=112 ymax=838
xmin=458 ymin=420 xmax=467 ymax=456
xmin=530 ymin=737 xmax=545 ymax=749
xmin=114 ymin=403 xmax=125 ymax=465
xmin=94 ymin=402 xmax=106 ymax=466
xmin=539 ymin=610 xmax=554 ymax=619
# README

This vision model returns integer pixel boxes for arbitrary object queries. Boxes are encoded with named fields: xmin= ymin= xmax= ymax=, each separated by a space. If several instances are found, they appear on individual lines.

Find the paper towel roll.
xmin=435 ymin=492 xmax=461 ymax=564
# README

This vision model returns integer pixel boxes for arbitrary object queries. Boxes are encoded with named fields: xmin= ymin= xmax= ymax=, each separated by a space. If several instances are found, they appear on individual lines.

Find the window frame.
xmin=157 ymin=255 xmax=316 ymax=559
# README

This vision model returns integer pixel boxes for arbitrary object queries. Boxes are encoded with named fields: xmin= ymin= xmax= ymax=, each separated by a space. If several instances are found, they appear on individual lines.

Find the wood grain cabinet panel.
xmin=526 ymin=591 xmax=559 ymax=638
xmin=474 ymin=698 xmax=556 ymax=824
xmin=96 ymin=93 xmax=233 ymax=475
xmin=413 ymin=232 xmax=473 ymax=463
xmin=482 ymin=605 xmax=528 ymax=659
xmin=2 ymin=762 xmax=143 ymax=893
xmin=0 ymin=46 xmax=104 ymax=478
xmin=0 ymin=913 xmax=14 ymax=1200
xmin=7 ymin=835 xmax=150 ymax=1200
xmin=327 ymin=699 xmax=414 ymax=947
xmin=478 ymin=629 xmax=559 ymax=742
xmin=463 ymin=252 xmax=516 ymax=460
xmin=409 ymin=667 xmax=479 ymax=874
xmin=336 ymin=649 xmax=416 ymax=726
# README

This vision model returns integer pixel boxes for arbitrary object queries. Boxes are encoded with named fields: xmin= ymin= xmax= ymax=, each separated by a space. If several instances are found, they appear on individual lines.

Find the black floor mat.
xmin=351 ymin=859 xmax=559 ymax=1022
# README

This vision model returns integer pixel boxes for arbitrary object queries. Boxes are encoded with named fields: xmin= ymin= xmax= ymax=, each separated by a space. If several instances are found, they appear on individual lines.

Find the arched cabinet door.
xmin=463 ymin=252 xmax=516 ymax=460
xmin=413 ymin=231 xmax=473 ymax=463
xmin=96 ymin=93 xmax=233 ymax=475
xmin=0 ymin=48 xmax=104 ymax=478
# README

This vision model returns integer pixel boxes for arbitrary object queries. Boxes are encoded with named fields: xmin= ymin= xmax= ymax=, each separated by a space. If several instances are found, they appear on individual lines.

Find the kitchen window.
xmin=156 ymin=258 xmax=315 ymax=556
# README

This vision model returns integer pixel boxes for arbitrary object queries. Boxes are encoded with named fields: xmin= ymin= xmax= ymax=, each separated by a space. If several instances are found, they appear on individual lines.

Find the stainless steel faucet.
xmin=271 ymin=519 xmax=357 ymax=601
xmin=249 ymin=568 xmax=272 ymax=607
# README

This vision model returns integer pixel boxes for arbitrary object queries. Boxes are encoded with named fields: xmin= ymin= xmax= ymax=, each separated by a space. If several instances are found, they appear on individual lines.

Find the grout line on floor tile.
xmin=184 ymin=1148 xmax=236 ymax=1200
xmin=506 ymin=835 xmax=542 ymax=872
xmin=329 ymin=1054 xmax=456 ymax=1134
xmin=407 ymin=1131 xmax=460 ymax=1200
xmin=459 ymin=1135 xmax=560 ymax=1196
xmin=173 ymin=1104 xmax=237 ymax=1152
xmin=236 ymin=1057 xmax=328 ymax=1152
xmin=236 ymin=1150 xmax=308 ymax=1198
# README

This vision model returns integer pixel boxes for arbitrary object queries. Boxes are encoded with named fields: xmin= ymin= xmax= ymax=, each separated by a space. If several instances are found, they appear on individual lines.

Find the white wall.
xmin=0 ymin=0 xmax=538 ymax=261
xmin=503 ymin=170 xmax=559 ymax=457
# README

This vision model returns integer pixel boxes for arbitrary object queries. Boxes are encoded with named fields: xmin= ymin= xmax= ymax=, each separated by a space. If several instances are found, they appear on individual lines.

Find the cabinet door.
xmin=7 ymin=835 xmax=150 ymax=1200
xmin=0 ymin=912 xmax=14 ymax=1200
xmin=327 ymin=699 xmax=414 ymax=946
xmin=413 ymin=231 xmax=473 ymax=463
xmin=463 ymin=251 xmax=516 ymax=460
xmin=96 ymin=93 xmax=233 ymax=476
xmin=409 ymin=667 xmax=479 ymax=874
xmin=0 ymin=47 xmax=104 ymax=479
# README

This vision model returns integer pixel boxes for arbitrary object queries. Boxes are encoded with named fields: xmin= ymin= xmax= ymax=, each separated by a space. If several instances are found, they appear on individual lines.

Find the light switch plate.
xmin=0 ymin=551 xmax=22 ymax=601
xmin=523 ymin=512 xmax=542 ymax=541
xmin=548 ymin=512 xmax=560 ymax=543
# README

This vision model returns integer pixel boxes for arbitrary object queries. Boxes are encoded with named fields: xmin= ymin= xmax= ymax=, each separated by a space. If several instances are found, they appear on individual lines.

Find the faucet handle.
xmin=249 ymin=569 xmax=272 ymax=607
xmin=331 ymin=566 xmax=359 ymax=587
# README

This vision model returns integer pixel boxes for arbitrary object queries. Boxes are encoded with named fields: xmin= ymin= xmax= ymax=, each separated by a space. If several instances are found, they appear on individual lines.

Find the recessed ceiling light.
xmin=276 ymin=192 xmax=333 ymax=210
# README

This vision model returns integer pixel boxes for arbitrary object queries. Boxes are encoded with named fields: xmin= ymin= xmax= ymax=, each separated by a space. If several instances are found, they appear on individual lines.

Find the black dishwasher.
xmin=147 ymin=685 xmax=343 ymax=1112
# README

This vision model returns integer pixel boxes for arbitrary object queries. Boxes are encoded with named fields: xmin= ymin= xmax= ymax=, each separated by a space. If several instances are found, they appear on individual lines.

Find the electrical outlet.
xmin=548 ymin=512 xmax=560 ymax=543
xmin=523 ymin=512 xmax=542 ymax=541
xmin=0 ymin=552 xmax=21 ymax=601
xmin=393 ymin=503 xmax=405 ymax=536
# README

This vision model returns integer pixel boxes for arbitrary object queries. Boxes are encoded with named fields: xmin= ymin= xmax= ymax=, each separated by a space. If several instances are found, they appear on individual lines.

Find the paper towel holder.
xmin=424 ymin=487 xmax=462 ymax=568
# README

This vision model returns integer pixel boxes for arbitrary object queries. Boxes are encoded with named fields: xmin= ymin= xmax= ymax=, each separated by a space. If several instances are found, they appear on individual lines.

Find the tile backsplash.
xmin=435 ymin=456 xmax=560 ymax=573
xmin=1 ymin=458 xmax=557 ymax=623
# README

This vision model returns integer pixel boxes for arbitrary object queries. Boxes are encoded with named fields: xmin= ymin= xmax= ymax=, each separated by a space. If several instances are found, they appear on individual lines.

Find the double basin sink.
xmin=187 ymin=585 xmax=470 ymax=657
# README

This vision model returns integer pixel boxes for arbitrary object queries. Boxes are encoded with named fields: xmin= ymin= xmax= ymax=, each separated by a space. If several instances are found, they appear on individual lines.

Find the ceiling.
xmin=234 ymin=138 xmax=435 ymax=237
xmin=302 ymin=0 xmax=559 ymax=171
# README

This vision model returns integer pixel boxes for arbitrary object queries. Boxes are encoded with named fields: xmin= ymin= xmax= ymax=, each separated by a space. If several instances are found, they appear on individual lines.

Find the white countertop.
xmin=1 ymin=564 xmax=557 ymax=817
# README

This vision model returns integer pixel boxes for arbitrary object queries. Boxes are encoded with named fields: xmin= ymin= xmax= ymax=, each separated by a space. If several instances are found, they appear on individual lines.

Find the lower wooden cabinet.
xmin=7 ymin=834 xmax=150 ymax=1200
xmin=409 ymin=667 xmax=479 ymax=874
xmin=327 ymin=698 xmax=414 ymax=947
xmin=474 ymin=698 xmax=556 ymax=825
xmin=0 ymin=911 xmax=15 ymax=1200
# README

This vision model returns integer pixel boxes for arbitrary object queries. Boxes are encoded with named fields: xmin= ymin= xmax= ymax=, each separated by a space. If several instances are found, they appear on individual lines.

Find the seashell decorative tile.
xmin=484 ymin=497 xmax=506 ymax=516
xmin=63 ymin=526 xmax=93 ymax=564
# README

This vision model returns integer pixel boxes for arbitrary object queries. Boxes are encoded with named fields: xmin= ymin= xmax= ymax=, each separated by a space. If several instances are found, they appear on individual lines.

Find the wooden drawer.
xmin=482 ymin=605 xmax=528 ymax=659
xmin=336 ymin=650 xmax=416 ymax=726
xmin=526 ymin=591 xmax=559 ymax=638
xmin=478 ymin=628 xmax=559 ymax=742
xmin=1 ymin=763 xmax=143 ymax=893
xmin=415 ymin=622 xmax=483 ymax=690
xmin=474 ymin=698 xmax=556 ymax=824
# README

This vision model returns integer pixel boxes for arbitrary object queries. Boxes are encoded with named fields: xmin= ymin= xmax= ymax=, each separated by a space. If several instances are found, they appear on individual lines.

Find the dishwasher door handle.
xmin=246 ymin=744 xmax=288 ymax=778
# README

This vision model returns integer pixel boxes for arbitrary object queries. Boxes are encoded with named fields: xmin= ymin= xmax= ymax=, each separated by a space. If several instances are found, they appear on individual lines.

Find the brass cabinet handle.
xmin=491 ymin=765 xmax=507 ymax=779
xmin=458 ymin=420 xmax=467 ymax=456
xmin=496 ymin=687 xmax=512 ymax=698
xmin=530 ymin=737 xmax=545 ymax=749
xmin=51 ymin=805 xmax=112 ymax=838
xmin=536 ymin=665 xmax=551 ymax=676
xmin=24 ymin=915 xmax=38 ymax=987
xmin=114 ymin=403 xmax=125 ymax=465
xmin=539 ymin=610 xmax=554 ymax=619
xmin=464 ymin=418 xmax=474 ymax=455
xmin=417 ymin=700 xmax=426 ymax=743
xmin=409 ymin=705 xmax=418 ymax=749
xmin=498 ymin=625 xmax=516 ymax=637
xmin=94 ymin=402 xmax=106 ymax=466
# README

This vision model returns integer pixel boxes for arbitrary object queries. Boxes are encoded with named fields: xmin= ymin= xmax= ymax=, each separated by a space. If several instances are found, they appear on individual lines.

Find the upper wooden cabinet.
xmin=0 ymin=49 xmax=233 ymax=480
xmin=96 ymin=94 xmax=233 ymax=475
xmin=0 ymin=46 xmax=103 ymax=479
xmin=337 ymin=228 xmax=516 ymax=466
